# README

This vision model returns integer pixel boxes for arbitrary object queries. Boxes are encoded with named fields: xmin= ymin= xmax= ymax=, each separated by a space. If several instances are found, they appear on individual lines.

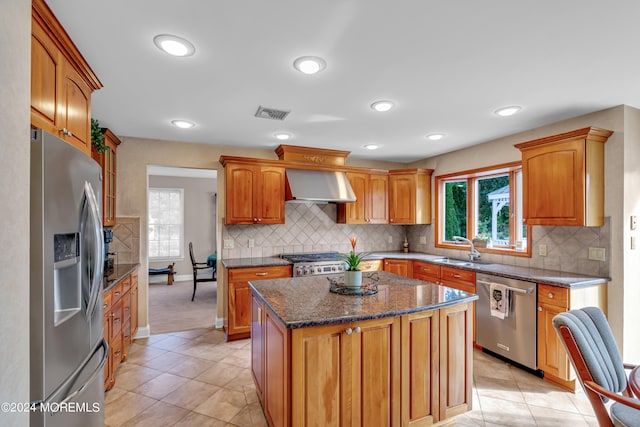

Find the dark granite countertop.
xmin=222 ymin=251 xmax=608 ymax=288
xmin=249 ymin=271 xmax=478 ymax=329
xmin=222 ymin=256 xmax=292 ymax=269
xmin=103 ymin=263 xmax=139 ymax=292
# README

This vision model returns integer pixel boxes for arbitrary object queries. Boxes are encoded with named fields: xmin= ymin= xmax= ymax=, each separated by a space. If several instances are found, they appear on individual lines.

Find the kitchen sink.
xmin=436 ymin=257 xmax=493 ymax=267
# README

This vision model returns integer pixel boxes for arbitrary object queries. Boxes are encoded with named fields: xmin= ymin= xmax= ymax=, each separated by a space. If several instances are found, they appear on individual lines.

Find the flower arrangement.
xmin=339 ymin=235 xmax=369 ymax=271
xmin=472 ymin=233 xmax=492 ymax=248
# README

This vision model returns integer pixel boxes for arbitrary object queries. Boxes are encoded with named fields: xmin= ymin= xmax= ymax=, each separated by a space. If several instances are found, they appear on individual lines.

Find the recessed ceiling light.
xmin=293 ymin=56 xmax=326 ymax=74
xmin=153 ymin=34 xmax=196 ymax=57
xmin=363 ymin=144 xmax=380 ymax=150
xmin=171 ymin=119 xmax=195 ymax=129
xmin=274 ymin=132 xmax=292 ymax=141
xmin=370 ymin=100 xmax=395 ymax=112
xmin=494 ymin=105 xmax=522 ymax=117
xmin=426 ymin=133 xmax=445 ymax=141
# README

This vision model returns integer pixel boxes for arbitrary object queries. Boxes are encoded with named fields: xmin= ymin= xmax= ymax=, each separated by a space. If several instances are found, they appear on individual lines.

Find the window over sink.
xmin=436 ymin=162 xmax=531 ymax=256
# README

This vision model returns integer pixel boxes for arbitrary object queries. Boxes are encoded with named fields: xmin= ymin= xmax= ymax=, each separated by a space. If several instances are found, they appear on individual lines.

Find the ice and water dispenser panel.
xmin=53 ymin=232 xmax=81 ymax=325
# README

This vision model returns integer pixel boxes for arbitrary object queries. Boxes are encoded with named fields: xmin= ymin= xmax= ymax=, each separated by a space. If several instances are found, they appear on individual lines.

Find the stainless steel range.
xmin=281 ymin=252 xmax=345 ymax=277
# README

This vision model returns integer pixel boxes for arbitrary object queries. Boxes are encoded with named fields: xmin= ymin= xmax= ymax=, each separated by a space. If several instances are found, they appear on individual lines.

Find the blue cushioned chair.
xmin=553 ymin=307 xmax=640 ymax=427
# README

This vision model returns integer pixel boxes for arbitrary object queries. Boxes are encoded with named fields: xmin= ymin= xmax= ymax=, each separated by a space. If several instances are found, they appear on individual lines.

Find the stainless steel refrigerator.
xmin=30 ymin=128 xmax=107 ymax=427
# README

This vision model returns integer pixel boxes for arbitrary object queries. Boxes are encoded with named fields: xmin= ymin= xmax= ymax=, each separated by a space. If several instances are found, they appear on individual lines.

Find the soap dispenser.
xmin=403 ymin=236 xmax=409 ymax=253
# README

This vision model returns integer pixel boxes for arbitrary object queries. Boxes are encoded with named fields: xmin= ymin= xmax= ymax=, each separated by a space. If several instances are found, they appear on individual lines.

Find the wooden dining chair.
xmin=189 ymin=242 xmax=216 ymax=301
xmin=553 ymin=307 xmax=640 ymax=426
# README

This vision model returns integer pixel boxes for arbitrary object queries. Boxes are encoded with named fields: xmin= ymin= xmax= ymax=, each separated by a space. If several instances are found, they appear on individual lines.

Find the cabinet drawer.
xmin=228 ymin=265 xmax=292 ymax=282
xmin=440 ymin=266 xmax=475 ymax=286
xmin=103 ymin=291 xmax=112 ymax=317
xmin=538 ymin=284 xmax=568 ymax=308
xmin=121 ymin=275 xmax=131 ymax=293
xmin=413 ymin=261 xmax=440 ymax=280
xmin=110 ymin=282 xmax=124 ymax=303
xmin=110 ymin=300 xmax=123 ymax=340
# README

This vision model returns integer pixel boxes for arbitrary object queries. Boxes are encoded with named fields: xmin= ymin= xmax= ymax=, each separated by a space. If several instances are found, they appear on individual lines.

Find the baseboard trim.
xmin=149 ymin=273 xmax=214 ymax=284
xmin=134 ymin=325 xmax=151 ymax=339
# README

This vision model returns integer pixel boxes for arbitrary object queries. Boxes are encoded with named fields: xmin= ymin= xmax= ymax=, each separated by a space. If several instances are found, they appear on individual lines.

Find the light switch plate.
xmin=588 ymin=247 xmax=606 ymax=261
xmin=538 ymin=244 xmax=547 ymax=257
xmin=632 ymin=215 xmax=637 ymax=230
xmin=419 ymin=236 xmax=427 ymax=244
xmin=223 ymin=239 xmax=234 ymax=249
xmin=388 ymin=235 xmax=393 ymax=244
xmin=632 ymin=236 xmax=637 ymax=250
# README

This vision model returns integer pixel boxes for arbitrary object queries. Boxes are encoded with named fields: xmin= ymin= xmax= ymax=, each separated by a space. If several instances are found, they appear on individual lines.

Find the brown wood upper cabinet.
xmin=92 ymin=129 xmax=121 ymax=226
xmin=388 ymin=168 xmax=434 ymax=224
xmin=223 ymin=161 xmax=286 ymax=225
xmin=515 ymin=127 xmax=612 ymax=226
xmin=31 ymin=0 xmax=102 ymax=155
xmin=337 ymin=171 xmax=389 ymax=224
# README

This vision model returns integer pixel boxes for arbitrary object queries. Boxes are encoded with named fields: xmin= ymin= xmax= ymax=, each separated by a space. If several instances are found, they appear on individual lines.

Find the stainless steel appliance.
xmin=30 ymin=128 xmax=108 ymax=427
xmin=281 ymin=252 xmax=346 ymax=277
xmin=476 ymin=273 xmax=538 ymax=371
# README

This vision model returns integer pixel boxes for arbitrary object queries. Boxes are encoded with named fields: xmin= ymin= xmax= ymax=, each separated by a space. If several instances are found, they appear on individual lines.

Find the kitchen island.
xmin=249 ymin=271 xmax=478 ymax=427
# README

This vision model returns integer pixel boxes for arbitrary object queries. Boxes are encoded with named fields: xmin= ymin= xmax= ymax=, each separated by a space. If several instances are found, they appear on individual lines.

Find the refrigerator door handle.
xmin=33 ymin=338 xmax=109 ymax=411
xmin=81 ymin=181 xmax=104 ymax=319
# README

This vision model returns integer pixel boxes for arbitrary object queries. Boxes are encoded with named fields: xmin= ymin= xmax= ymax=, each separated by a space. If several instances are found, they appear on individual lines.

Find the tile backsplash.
xmin=222 ymin=203 xmax=407 ymax=258
xmin=111 ymin=216 xmax=140 ymax=264
xmin=225 ymin=204 xmax=610 ymax=277
xmin=406 ymin=217 xmax=611 ymax=277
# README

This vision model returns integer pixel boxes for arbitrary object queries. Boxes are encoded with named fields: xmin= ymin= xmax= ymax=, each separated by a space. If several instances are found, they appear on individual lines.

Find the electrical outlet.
xmin=248 ymin=239 xmax=255 ymax=248
xmin=223 ymin=239 xmax=234 ymax=249
xmin=538 ymin=244 xmax=547 ymax=257
xmin=388 ymin=235 xmax=393 ymax=244
xmin=632 ymin=215 xmax=637 ymax=230
xmin=632 ymin=236 xmax=637 ymax=250
xmin=419 ymin=236 xmax=427 ymax=244
xmin=588 ymin=247 xmax=606 ymax=261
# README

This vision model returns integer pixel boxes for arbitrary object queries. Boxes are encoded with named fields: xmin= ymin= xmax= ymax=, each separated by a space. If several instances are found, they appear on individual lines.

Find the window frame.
xmin=435 ymin=161 xmax=531 ymax=257
xmin=148 ymin=187 xmax=185 ymax=261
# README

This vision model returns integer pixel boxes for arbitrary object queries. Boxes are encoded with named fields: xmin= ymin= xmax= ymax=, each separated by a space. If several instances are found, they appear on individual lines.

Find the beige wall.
xmin=0 ymin=0 xmax=31 ymax=424
xmin=148 ymin=175 xmax=217 ymax=277
xmin=116 ymin=138 xmax=406 ymax=332
xmin=409 ymin=105 xmax=640 ymax=359
xmin=622 ymin=106 xmax=640 ymax=360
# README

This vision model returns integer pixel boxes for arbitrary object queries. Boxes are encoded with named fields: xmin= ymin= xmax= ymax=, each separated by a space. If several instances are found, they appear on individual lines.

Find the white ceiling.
xmin=47 ymin=0 xmax=640 ymax=163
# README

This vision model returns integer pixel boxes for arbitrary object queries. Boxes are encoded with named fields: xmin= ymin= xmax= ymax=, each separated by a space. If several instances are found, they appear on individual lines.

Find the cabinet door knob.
xmin=257 ymin=218 xmax=262 ymax=222
xmin=538 ymin=306 xmax=542 ymax=311
xmin=548 ymin=293 xmax=554 ymax=298
xmin=345 ymin=328 xmax=353 ymax=335
xmin=253 ymin=218 xmax=258 ymax=223
xmin=354 ymin=326 xmax=361 ymax=334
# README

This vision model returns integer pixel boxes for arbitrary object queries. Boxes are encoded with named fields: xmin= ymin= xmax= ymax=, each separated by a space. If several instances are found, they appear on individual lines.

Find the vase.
xmin=344 ymin=270 xmax=363 ymax=288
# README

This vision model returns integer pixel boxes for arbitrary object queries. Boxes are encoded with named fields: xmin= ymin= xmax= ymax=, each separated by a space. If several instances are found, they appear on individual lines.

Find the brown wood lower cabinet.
xmin=252 ymin=295 xmax=473 ymax=427
xmin=383 ymin=259 xmax=413 ymax=277
xmin=103 ymin=267 xmax=139 ymax=391
xmin=226 ymin=265 xmax=292 ymax=341
xmin=536 ymin=282 xmax=607 ymax=391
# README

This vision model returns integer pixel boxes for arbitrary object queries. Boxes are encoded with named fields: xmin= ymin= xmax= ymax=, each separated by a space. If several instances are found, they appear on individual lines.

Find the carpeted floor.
xmin=148 ymin=279 xmax=217 ymax=335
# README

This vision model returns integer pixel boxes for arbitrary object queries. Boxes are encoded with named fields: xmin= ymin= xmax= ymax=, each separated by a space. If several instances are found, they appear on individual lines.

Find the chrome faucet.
xmin=452 ymin=236 xmax=481 ymax=261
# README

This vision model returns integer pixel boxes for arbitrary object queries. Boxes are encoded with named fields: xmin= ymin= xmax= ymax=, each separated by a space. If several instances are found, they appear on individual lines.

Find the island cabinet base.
xmin=252 ymin=298 xmax=474 ymax=427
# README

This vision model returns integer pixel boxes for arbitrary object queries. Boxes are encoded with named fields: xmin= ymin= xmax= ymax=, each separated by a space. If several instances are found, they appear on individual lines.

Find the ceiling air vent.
xmin=254 ymin=106 xmax=290 ymax=121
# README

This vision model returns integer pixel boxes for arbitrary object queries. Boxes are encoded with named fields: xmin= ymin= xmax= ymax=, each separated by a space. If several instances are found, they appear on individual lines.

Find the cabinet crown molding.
xmin=514 ymin=127 xmax=613 ymax=150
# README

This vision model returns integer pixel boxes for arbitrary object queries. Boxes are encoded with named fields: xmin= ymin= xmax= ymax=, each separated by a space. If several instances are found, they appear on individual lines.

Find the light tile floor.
xmin=105 ymin=328 xmax=598 ymax=427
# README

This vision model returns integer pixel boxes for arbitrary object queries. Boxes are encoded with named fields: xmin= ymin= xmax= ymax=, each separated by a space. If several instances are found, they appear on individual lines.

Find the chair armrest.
xmin=194 ymin=265 xmax=210 ymax=270
xmin=584 ymin=380 xmax=640 ymax=410
xmin=194 ymin=262 xmax=209 ymax=266
xmin=629 ymin=366 xmax=640 ymax=400
xmin=624 ymin=363 xmax=638 ymax=370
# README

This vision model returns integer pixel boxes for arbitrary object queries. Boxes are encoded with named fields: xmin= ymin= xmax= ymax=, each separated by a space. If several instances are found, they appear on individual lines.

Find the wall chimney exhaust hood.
xmin=285 ymin=169 xmax=356 ymax=203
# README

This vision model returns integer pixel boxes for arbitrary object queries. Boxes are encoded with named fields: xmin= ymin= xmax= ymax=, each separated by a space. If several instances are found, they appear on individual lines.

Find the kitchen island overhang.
xmin=249 ymin=271 xmax=478 ymax=427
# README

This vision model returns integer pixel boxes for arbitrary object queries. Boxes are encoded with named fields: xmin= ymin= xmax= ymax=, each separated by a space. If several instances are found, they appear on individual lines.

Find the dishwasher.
xmin=476 ymin=273 xmax=538 ymax=371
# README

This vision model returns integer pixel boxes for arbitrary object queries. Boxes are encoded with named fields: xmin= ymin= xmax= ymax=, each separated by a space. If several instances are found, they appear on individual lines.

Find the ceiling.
xmin=47 ymin=0 xmax=640 ymax=163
